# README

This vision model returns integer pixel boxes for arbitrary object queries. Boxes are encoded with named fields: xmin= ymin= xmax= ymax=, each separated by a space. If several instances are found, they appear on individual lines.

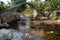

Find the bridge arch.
xmin=17 ymin=2 xmax=38 ymax=18
xmin=0 ymin=2 xmax=39 ymax=23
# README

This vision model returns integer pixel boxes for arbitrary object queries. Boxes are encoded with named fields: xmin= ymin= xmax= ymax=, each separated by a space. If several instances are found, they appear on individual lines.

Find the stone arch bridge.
xmin=0 ymin=2 xmax=38 ymax=23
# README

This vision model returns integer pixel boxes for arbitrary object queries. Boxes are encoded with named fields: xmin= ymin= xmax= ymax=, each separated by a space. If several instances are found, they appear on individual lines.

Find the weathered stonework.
xmin=0 ymin=2 xmax=38 ymax=23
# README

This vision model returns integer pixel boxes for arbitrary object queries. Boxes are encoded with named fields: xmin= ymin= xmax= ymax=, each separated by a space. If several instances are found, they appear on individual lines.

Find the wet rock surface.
xmin=0 ymin=29 xmax=12 ymax=40
xmin=0 ymin=29 xmax=37 ymax=40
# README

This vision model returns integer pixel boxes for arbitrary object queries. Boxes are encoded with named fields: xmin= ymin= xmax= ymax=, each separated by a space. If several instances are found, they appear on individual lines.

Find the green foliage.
xmin=45 ymin=0 xmax=60 ymax=19
xmin=32 ymin=1 xmax=44 ymax=10
xmin=45 ymin=0 xmax=60 ymax=11
xmin=23 ymin=6 xmax=34 ymax=17
xmin=0 ymin=1 xmax=9 ymax=13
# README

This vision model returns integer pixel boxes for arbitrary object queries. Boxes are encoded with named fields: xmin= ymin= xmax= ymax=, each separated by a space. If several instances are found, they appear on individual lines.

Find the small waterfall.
xmin=17 ymin=14 xmax=30 ymax=32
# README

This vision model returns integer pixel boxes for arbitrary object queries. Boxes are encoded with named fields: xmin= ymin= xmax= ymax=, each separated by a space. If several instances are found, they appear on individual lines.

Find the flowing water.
xmin=0 ymin=14 xmax=45 ymax=40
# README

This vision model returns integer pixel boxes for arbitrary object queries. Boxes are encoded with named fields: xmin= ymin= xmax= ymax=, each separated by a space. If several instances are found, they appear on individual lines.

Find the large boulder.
xmin=0 ymin=29 xmax=12 ymax=40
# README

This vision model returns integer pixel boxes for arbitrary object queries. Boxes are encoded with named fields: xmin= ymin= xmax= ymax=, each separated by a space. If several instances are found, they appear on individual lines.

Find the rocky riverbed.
xmin=0 ymin=28 xmax=44 ymax=40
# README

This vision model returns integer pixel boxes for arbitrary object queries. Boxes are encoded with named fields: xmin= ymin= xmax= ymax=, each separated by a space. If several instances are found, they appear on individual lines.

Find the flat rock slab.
xmin=31 ymin=20 xmax=60 ymax=27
